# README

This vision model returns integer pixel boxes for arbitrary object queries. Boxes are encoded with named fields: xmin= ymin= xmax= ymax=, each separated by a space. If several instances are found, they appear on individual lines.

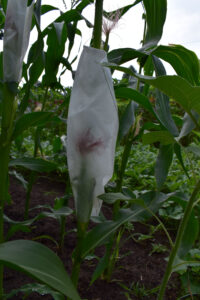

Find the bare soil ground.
xmin=3 ymin=175 xmax=181 ymax=299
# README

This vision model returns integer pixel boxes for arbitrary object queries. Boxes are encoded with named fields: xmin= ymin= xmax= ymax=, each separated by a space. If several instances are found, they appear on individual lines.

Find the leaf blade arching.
xmin=0 ymin=240 xmax=80 ymax=299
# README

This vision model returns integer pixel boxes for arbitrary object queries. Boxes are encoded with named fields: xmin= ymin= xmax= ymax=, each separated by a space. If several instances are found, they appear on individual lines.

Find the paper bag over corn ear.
xmin=3 ymin=0 xmax=34 ymax=82
xmin=67 ymin=46 xmax=118 ymax=223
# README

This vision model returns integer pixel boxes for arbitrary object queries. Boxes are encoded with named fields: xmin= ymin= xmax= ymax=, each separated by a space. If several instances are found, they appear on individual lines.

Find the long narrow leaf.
xmin=155 ymin=144 xmax=174 ymax=189
xmin=142 ymin=0 xmax=167 ymax=48
xmin=0 ymin=240 xmax=80 ymax=299
xmin=115 ymin=87 xmax=155 ymax=115
xmin=105 ymin=63 xmax=200 ymax=116
xmin=153 ymin=44 xmax=200 ymax=85
xmin=9 ymin=158 xmax=57 ymax=172
xmin=104 ymin=0 xmax=143 ymax=20
xmin=81 ymin=192 xmax=169 ymax=258
xmin=12 ymin=112 xmax=54 ymax=138
xmin=152 ymin=55 xmax=179 ymax=136
xmin=118 ymin=101 xmax=137 ymax=142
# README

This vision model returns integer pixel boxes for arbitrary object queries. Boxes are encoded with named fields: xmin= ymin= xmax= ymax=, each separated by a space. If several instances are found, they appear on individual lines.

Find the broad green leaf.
xmin=1 ymin=0 xmax=7 ymax=13
xmin=4 ymin=214 xmax=37 ymax=240
xmin=55 ymin=9 xmax=91 ymax=26
xmin=153 ymin=44 xmax=200 ymax=85
xmin=143 ymin=0 xmax=167 ymax=48
xmin=104 ymin=0 xmax=142 ymax=20
xmin=27 ymin=36 xmax=44 ymax=86
xmin=98 ymin=193 xmax=131 ymax=204
xmin=108 ymin=48 xmax=145 ymax=65
xmin=118 ymin=100 xmax=137 ymax=142
xmin=76 ymin=0 xmax=94 ymax=11
xmin=81 ymin=192 xmax=169 ymax=258
xmin=29 ymin=50 xmax=44 ymax=86
xmin=171 ymin=196 xmax=199 ymax=259
xmin=174 ymin=143 xmax=189 ymax=178
xmin=41 ymin=5 xmax=58 ymax=15
xmin=179 ymin=111 xmax=199 ymax=139
xmin=0 ymin=52 xmax=3 ymax=81
xmin=40 ymin=207 xmax=73 ymax=220
xmin=108 ymin=44 xmax=200 ymax=86
xmin=179 ymin=273 xmax=200 ymax=300
xmin=12 ymin=112 xmax=54 ymax=138
xmin=0 ymin=240 xmax=80 ymax=299
xmin=90 ymin=253 xmax=109 ymax=285
xmin=142 ymin=131 xmax=174 ymax=145
xmin=43 ymin=22 xmax=67 ymax=86
xmin=9 ymin=158 xmax=57 ymax=172
xmin=66 ymin=23 xmax=80 ymax=56
xmin=5 ymin=283 xmax=65 ymax=300
xmin=185 ymin=144 xmax=200 ymax=157
xmin=33 ymin=0 xmax=41 ymax=28
xmin=104 ymin=64 xmax=200 ymax=116
xmin=135 ymin=74 xmax=200 ymax=115
xmin=172 ymin=257 xmax=200 ymax=273
xmin=115 ymin=87 xmax=155 ymax=115
xmin=178 ymin=212 xmax=199 ymax=259
xmin=9 ymin=170 xmax=28 ymax=189
xmin=155 ymin=144 xmax=174 ymax=189
xmin=152 ymin=55 xmax=179 ymax=136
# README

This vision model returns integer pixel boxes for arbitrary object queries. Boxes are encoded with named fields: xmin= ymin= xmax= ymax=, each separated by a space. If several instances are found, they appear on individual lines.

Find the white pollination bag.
xmin=67 ymin=46 xmax=118 ymax=224
xmin=3 ymin=0 xmax=34 ymax=82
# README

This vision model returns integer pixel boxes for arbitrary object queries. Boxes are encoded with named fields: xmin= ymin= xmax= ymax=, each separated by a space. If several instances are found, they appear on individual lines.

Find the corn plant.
xmin=0 ymin=1 xmax=83 ymax=298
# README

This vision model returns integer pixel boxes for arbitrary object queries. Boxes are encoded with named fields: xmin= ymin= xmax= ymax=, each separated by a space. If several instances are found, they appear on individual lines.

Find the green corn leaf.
xmin=153 ymin=44 xmax=200 ymax=85
xmin=81 ymin=192 xmax=169 ymax=258
xmin=33 ymin=0 xmax=41 ymax=29
xmin=41 ymin=5 xmax=58 ymax=15
xmin=174 ymin=143 xmax=190 ymax=178
xmin=178 ymin=211 xmax=199 ymax=259
xmin=103 ymin=0 xmax=142 ymax=20
xmin=171 ymin=196 xmax=199 ymax=259
xmin=172 ymin=258 xmax=200 ymax=273
xmin=76 ymin=0 xmax=94 ymax=12
xmin=43 ymin=22 xmax=67 ymax=86
xmin=39 ymin=207 xmax=73 ymax=220
xmin=142 ymin=0 xmax=167 ymax=48
xmin=107 ymin=63 xmax=200 ymax=116
xmin=185 ymin=144 xmax=200 ymax=157
xmin=27 ymin=36 xmax=44 ymax=86
xmin=108 ymin=44 xmax=199 ymax=86
xmin=98 ymin=192 xmax=131 ymax=204
xmin=179 ymin=111 xmax=199 ymax=139
xmin=12 ymin=112 xmax=54 ymax=139
xmin=135 ymin=75 xmax=200 ymax=115
xmin=90 ymin=253 xmax=109 ymax=285
xmin=1 ymin=0 xmax=7 ymax=12
xmin=0 ymin=52 xmax=3 ymax=81
xmin=142 ymin=131 xmax=175 ymax=145
xmin=5 ymin=283 xmax=65 ymax=300
xmin=155 ymin=144 xmax=174 ymax=189
xmin=118 ymin=100 xmax=137 ymax=142
xmin=9 ymin=158 xmax=57 ymax=172
xmin=0 ymin=240 xmax=80 ymax=299
xmin=152 ymin=55 xmax=179 ymax=137
xmin=115 ymin=87 xmax=155 ymax=115
xmin=108 ymin=48 xmax=145 ymax=65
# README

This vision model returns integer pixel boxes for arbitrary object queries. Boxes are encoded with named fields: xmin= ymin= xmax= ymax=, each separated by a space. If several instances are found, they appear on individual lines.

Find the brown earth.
xmin=3 ymin=175 xmax=182 ymax=300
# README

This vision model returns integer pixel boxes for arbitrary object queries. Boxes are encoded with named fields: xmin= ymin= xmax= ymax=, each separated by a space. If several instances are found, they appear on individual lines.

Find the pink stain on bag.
xmin=77 ymin=129 xmax=104 ymax=155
